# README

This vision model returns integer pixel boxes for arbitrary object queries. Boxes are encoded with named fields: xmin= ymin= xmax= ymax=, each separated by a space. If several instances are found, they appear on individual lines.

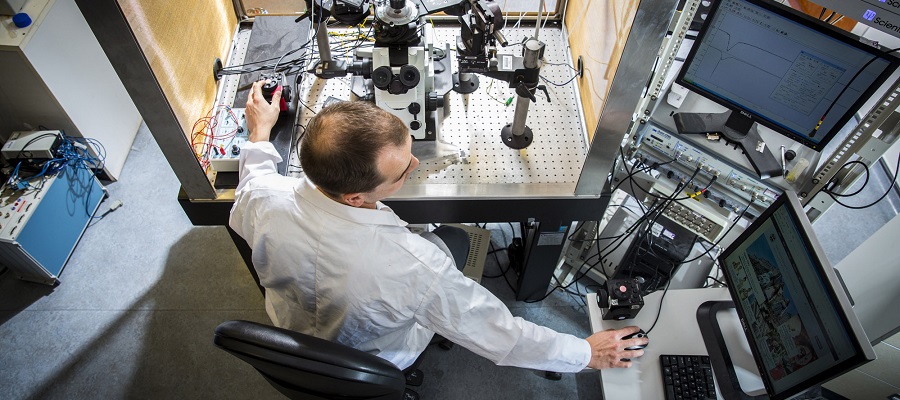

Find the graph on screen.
xmin=681 ymin=0 xmax=892 ymax=144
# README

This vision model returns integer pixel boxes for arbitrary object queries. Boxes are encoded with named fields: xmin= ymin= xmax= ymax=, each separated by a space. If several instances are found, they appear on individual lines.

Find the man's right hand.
xmin=585 ymin=326 xmax=648 ymax=369
xmin=245 ymin=79 xmax=282 ymax=143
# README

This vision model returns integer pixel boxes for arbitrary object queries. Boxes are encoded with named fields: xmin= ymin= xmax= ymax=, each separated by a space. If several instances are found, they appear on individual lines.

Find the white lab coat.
xmin=229 ymin=141 xmax=591 ymax=372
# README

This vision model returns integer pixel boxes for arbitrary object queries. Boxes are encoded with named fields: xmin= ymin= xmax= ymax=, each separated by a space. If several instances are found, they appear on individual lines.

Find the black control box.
xmin=597 ymin=278 xmax=644 ymax=321
xmin=258 ymin=73 xmax=292 ymax=112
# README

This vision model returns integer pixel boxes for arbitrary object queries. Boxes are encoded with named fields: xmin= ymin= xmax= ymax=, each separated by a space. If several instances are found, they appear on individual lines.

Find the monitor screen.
xmin=677 ymin=0 xmax=899 ymax=150
xmin=718 ymin=191 xmax=874 ymax=399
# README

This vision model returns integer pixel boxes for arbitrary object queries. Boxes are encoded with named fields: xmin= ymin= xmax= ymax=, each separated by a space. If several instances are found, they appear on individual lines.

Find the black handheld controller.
xmin=259 ymin=73 xmax=292 ymax=112
xmin=597 ymin=278 xmax=645 ymax=321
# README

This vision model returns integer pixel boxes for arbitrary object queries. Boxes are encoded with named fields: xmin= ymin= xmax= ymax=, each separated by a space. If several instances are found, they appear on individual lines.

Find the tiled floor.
xmin=0 ymin=122 xmax=897 ymax=399
xmin=0 ymin=125 xmax=597 ymax=399
xmin=0 ymin=126 xmax=279 ymax=399
xmin=822 ymin=338 xmax=900 ymax=400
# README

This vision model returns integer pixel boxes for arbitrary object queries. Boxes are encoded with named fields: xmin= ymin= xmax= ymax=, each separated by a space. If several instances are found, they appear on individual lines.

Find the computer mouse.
xmin=623 ymin=329 xmax=648 ymax=351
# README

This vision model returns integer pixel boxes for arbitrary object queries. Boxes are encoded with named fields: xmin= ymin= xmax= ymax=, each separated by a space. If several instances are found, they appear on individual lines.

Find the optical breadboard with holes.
xmin=215 ymin=25 xmax=588 ymax=186
xmin=297 ymin=26 xmax=587 ymax=185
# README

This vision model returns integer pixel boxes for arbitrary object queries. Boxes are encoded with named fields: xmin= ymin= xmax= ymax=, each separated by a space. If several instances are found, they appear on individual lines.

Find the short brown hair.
xmin=300 ymin=102 xmax=409 ymax=197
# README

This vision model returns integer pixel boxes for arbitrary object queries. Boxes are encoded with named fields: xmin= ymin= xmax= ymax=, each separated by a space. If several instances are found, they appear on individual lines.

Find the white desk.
xmin=586 ymin=288 xmax=765 ymax=399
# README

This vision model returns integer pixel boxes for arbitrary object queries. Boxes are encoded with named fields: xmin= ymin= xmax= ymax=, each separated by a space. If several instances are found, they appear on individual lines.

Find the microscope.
xmin=301 ymin=0 xmax=551 ymax=149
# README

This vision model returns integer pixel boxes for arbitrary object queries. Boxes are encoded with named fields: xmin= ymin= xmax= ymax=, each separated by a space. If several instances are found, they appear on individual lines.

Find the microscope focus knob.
xmin=389 ymin=80 xmax=406 ymax=94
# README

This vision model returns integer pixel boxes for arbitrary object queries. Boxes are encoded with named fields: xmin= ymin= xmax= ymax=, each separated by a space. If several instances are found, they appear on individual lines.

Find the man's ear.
xmin=342 ymin=193 xmax=366 ymax=208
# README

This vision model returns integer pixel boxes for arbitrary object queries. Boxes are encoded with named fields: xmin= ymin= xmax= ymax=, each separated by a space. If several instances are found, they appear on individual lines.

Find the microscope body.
xmin=363 ymin=2 xmax=451 ymax=140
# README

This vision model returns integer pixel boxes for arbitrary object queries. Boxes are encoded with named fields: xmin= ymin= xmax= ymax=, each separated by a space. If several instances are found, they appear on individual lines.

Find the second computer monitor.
xmin=716 ymin=191 xmax=874 ymax=400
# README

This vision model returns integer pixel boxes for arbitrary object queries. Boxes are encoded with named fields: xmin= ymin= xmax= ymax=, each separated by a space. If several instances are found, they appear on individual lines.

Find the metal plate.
xmin=219 ymin=28 xmax=252 ymax=108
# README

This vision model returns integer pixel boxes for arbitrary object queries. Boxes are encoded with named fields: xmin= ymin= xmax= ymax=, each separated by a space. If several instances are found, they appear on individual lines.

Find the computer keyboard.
xmin=660 ymin=354 xmax=717 ymax=400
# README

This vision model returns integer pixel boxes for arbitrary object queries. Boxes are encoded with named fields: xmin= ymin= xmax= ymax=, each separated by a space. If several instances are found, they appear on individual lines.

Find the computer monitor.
xmin=674 ymin=0 xmax=899 ymax=177
xmin=706 ymin=191 xmax=875 ymax=400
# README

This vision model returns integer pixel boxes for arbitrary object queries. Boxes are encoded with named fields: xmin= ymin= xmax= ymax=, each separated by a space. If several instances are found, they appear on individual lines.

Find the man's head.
xmin=300 ymin=101 xmax=418 ymax=208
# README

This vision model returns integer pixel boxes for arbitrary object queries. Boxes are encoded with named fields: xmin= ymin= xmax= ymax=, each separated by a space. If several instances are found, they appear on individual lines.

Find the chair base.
xmin=404 ymin=369 xmax=424 ymax=386
xmin=403 ymin=388 xmax=420 ymax=400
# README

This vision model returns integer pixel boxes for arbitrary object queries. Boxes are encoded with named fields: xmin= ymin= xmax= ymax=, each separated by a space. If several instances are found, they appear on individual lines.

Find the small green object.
xmin=505 ymin=97 xmax=513 ymax=107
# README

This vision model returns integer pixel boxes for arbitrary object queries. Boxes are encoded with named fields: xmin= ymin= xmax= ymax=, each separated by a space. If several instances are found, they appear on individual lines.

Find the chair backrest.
xmin=213 ymin=320 xmax=405 ymax=400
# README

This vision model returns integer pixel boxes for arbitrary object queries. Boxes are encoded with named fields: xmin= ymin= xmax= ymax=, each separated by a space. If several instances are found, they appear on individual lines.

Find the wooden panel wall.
xmin=565 ymin=0 xmax=638 ymax=141
xmin=118 ymin=0 xmax=237 ymax=140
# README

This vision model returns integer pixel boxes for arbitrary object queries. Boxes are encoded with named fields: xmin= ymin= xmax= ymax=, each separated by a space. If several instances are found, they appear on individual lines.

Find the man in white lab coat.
xmin=229 ymin=80 xmax=648 ymax=380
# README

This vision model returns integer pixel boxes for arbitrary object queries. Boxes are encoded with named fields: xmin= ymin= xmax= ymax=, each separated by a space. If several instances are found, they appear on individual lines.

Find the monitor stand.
xmin=697 ymin=301 xmax=767 ymax=400
xmin=673 ymin=111 xmax=783 ymax=179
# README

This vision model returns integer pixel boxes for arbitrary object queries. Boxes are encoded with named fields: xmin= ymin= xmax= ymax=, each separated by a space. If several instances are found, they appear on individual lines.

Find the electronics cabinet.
xmin=0 ymin=162 xmax=105 ymax=285
xmin=0 ymin=0 xmax=141 ymax=180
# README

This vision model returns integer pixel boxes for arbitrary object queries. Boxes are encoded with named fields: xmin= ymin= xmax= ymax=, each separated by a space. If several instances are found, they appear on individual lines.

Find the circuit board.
xmin=207 ymin=108 xmax=248 ymax=173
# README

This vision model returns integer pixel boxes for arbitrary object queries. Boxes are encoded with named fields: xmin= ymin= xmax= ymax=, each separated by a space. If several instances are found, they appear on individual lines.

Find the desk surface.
xmin=587 ymin=288 xmax=764 ymax=399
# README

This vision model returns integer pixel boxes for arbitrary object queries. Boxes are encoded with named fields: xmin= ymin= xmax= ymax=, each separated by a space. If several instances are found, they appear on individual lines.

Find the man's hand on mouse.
xmin=245 ymin=79 xmax=282 ymax=143
xmin=585 ymin=326 xmax=649 ymax=369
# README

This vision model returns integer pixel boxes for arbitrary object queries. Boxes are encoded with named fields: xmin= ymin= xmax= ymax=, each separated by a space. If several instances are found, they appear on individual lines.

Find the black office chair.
xmin=213 ymin=320 xmax=415 ymax=400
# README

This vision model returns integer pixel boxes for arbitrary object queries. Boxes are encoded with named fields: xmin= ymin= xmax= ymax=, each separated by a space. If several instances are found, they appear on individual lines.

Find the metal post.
xmin=510 ymin=96 xmax=531 ymax=135
xmin=315 ymin=22 xmax=332 ymax=61
xmin=500 ymin=38 xmax=543 ymax=149
xmin=534 ymin=0 xmax=545 ymax=40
